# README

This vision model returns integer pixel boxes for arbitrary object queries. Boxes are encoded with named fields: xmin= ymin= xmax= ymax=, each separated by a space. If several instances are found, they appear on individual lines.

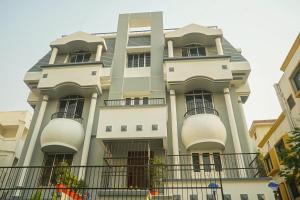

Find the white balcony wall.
xmin=164 ymin=58 xmax=232 ymax=82
xmin=97 ymin=106 xmax=168 ymax=140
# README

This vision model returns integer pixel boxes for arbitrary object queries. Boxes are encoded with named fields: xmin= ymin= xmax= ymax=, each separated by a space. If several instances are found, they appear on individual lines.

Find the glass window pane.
xmin=134 ymin=98 xmax=140 ymax=105
xmin=195 ymin=95 xmax=204 ymax=114
xmin=202 ymin=153 xmax=211 ymax=172
xmin=197 ymin=47 xmax=206 ymax=56
xmin=145 ymin=53 xmax=150 ymax=66
xmin=192 ymin=153 xmax=200 ymax=172
xmin=76 ymin=54 xmax=84 ymax=62
xmin=213 ymin=153 xmax=222 ymax=171
xmin=125 ymin=98 xmax=131 ymax=105
xmin=70 ymin=55 xmax=77 ymax=63
xmin=293 ymin=68 xmax=300 ymax=90
xmin=66 ymin=100 xmax=77 ymax=117
xmin=185 ymin=96 xmax=195 ymax=113
xmin=143 ymin=97 xmax=149 ymax=105
xmin=139 ymin=54 xmax=144 ymax=67
xmin=133 ymin=55 xmax=139 ymax=67
xmin=75 ymin=99 xmax=84 ymax=118
xmin=59 ymin=100 xmax=67 ymax=113
xmin=128 ymin=55 xmax=133 ymax=68
xmin=189 ymin=48 xmax=198 ymax=56
xmin=182 ymin=48 xmax=188 ymax=57
xmin=83 ymin=53 xmax=91 ymax=62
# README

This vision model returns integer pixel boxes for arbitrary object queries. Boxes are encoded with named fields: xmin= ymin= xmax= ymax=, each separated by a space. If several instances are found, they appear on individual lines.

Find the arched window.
xmin=58 ymin=95 xmax=84 ymax=118
xmin=185 ymin=90 xmax=214 ymax=114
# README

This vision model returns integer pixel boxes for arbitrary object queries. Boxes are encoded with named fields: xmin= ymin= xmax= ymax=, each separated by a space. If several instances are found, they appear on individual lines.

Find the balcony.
xmin=181 ymin=107 xmax=227 ymax=150
xmin=164 ymin=56 xmax=232 ymax=92
xmin=40 ymin=112 xmax=84 ymax=153
xmin=97 ymin=98 xmax=167 ymax=142
xmin=37 ymin=62 xmax=102 ymax=97
xmin=0 ymin=153 xmax=268 ymax=199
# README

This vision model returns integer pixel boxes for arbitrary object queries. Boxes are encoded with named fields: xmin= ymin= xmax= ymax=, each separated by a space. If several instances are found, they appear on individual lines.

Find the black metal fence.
xmin=0 ymin=153 xmax=266 ymax=200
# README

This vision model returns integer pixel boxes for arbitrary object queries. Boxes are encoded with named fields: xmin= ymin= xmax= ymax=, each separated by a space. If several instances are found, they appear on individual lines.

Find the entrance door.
xmin=127 ymin=151 xmax=153 ymax=189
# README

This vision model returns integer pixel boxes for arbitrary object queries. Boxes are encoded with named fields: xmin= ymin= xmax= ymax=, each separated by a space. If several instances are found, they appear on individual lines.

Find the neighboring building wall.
xmin=0 ymin=111 xmax=32 ymax=166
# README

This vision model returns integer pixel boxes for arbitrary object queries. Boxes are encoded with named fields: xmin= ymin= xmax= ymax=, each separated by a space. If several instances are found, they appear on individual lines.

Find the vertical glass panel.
xmin=83 ymin=53 xmax=91 ymax=62
xmin=76 ymin=54 xmax=84 ymax=62
xmin=70 ymin=55 xmax=77 ymax=63
xmin=192 ymin=153 xmax=200 ymax=172
xmin=139 ymin=54 xmax=144 ymax=67
xmin=204 ymin=94 xmax=213 ymax=113
xmin=185 ymin=96 xmax=195 ymax=114
xmin=133 ymin=55 xmax=139 ymax=67
xmin=59 ymin=100 xmax=67 ymax=113
xmin=75 ymin=99 xmax=84 ymax=118
xmin=182 ymin=48 xmax=188 ymax=57
xmin=67 ymin=100 xmax=77 ymax=118
xmin=202 ymin=153 xmax=211 ymax=172
xmin=189 ymin=48 xmax=198 ymax=56
xmin=197 ymin=47 xmax=206 ymax=56
xmin=145 ymin=53 xmax=150 ymax=66
xmin=195 ymin=95 xmax=204 ymax=114
xmin=293 ymin=68 xmax=300 ymax=90
xmin=213 ymin=153 xmax=222 ymax=171
xmin=143 ymin=97 xmax=149 ymax=105
xmin=134 ymin=97 xmax=140 ymax=105
xmin=128 ymin=55 xmax=133 ymax=68
xmin=125 ymin=98 xmax=131 ymax=105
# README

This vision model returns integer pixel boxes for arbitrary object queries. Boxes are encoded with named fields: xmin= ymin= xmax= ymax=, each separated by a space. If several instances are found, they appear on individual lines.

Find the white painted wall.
xmin=164 ymin=58 xmax=232 ymax=82
xmin=124 ymin=67 xmax=151 ymax=78
xmin=97 ymin=106 xmax=168 ymax=140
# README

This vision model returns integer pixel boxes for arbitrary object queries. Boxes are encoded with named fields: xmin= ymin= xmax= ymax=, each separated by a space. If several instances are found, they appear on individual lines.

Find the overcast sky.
xmin=0 ymin=0 xmax=299 ymax=127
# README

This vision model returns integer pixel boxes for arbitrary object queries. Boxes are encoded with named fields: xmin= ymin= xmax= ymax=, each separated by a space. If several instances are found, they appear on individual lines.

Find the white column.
xmin=170 ymin=90 xmax=181 ymax=178
xmin=224 ymin=88 xmax=246 ymax=177
xmin=237 ymin=96 xmax=255 ymax=153
xmin=95 ymin=44 xmax=103 ymax=62
xmin=167 ymin=40 xmax=174 ymax=58
xmin=14 ymin=121 xmax=26 ymax=158
xmin=215 ymin=37 xmax=224 ymax=55
xmin=17 ymin=95 xmax=48 ymax=187
xmin=79 ymin=93 xmax=98 ymax=179
xmin=49 ymin=47 xmax=58 ymax=64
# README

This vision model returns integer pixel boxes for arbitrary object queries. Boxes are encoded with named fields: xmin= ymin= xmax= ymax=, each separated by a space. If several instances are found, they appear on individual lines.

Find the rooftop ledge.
xmin=40 ymin=61 xmax=103 ymax=68
xmin=163 ymin=55 xmax=230 ymax=61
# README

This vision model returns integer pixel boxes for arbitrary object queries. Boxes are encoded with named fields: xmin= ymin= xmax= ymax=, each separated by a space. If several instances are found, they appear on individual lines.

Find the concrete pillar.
xmin=223 ymin=88 xmax=246 ymax=177
xmin=14 ymin=121 xmax=26 ymax=158
xmin=49 ymin=47 xmax=58 ymax=64
xmin=215 ymin=37 xmax=224 ymax=55
xmin=237 ymin=96 xmax=255 ymax=153
xmin=95 ymin=44 xmax=103 ymax=62
xmin=79 ymin=92 xmax=98 ymax=179
xmin=167 ymin=40 xmax=174 ymax=58
xmin=17 ymin=95 xmax=48 ymax=188
xmin=170 ymin=90 xmax=181 ymax=178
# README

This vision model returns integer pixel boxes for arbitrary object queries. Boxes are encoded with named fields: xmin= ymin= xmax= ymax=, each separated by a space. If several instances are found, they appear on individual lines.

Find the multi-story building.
xmin=1 ymin=12 xmax=274 ymax=199
xmin=249 ymin=34 xmax=300 ymax=200
xmin=0 ymin=111 xmax=32 ymax=166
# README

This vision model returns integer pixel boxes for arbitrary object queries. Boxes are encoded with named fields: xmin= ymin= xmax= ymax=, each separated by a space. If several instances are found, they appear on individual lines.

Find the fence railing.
xmin=0 ymin=153 xmax=266 ymax=199
xmin=184 ymin=107 xmax=219 ymax=118
xmin=51 ymin=112 xmax=83 ymax=123
xmin=104 ymin=98 xmax=165 ymax=107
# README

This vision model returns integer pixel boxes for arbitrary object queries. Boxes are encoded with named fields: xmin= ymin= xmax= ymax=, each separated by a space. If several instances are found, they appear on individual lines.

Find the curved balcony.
xmin=181 ymin=107 xmax=227 ymax=150
xmin=40 ymin=112 xmax=84 ymax=153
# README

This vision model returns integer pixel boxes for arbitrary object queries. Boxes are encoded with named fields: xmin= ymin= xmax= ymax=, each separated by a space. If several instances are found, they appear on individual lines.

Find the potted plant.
xmin=54 ymin=161 xmax=70 ymax=192
xmin=76 ymin=179 xmax=87 ymax=200
xmin=149 ymin=157 xmax=166 ymax=196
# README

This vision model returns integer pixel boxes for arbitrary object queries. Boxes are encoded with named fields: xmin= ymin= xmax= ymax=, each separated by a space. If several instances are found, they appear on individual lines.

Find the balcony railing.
xmin=184 ymin=107 xmax=219 ymax=118
xmin=0 ymin=154 xmax=267 ymax=199
xmin=104 ymin=98 xmax=165 ymax=107
xmin=51 ymin=112 xmax=83 ymax=123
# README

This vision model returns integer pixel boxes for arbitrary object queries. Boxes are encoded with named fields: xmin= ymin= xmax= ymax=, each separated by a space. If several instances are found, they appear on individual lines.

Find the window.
xmin=136 ymin=125 xmax=142 ymax=131
xmin=275 ymin=139 xmax=285 ymax=161
xmin=240 ymin=194 xmax=249 ymax=200
xmin=287 ymin=179 xmax=300 ymax=199
xmin=69 ymin=52 xmax=91 ymax=63
xmin=257 ymin=194 xmax=265 ymax=200
xmin=224 ymin=194 xmax=232 ymax=200
xmin=152 ymin=124 xmax=158 ymax=131
xmin=287 ymin=95 xmax=295 ymax=110
xmin=143 ymin=97 xmax=149 ymax=105
xmin=91 ymin=71 xmax=97 ymax=75
xmin=264 ymin=154 xmax=273 ymax=173
xmin=127 ymin=53 xmax=150 ymax=68
xmin=182 ymin=45 xmax=206 ymax=57
xmin=192 ymin=153 xmax=200 ymax=172
xmin=291 ymin=64 xmax=300 ymax=92
xmin=40 ymin=154 xmax=73 ymax=186
xmin=185 ymin=90 xmax=214 ymax=115
xmin=106 ymin=125 xmax=112 ymax=132
xmin=213 ymin=153 xmax=222 ymax=171
xmin=59 ymin=95 xmax=84 ymax=118
xmin=121 ymin=125 xmax=127 ymax=132
xmin=134 ymin=97 xmax=140 ymax=105
xmin=125 ymin=98 xmax=131 ymax=105
xmin=202 ymin=153 xmax=211 ymax=172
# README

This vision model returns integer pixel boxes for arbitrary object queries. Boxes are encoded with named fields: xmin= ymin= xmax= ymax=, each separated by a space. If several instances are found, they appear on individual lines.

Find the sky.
xmin=0 ymin=0 xmax=299 ymax=127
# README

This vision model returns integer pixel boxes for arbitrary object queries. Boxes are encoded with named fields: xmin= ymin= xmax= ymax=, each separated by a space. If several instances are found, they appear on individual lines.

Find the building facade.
xmin=0 ymin=111 xmax=32 ymax=166
xmin=249 ymin=34 xmax=300 ymax=200
xmin=1 ymin=12 xmax=274 ymax=199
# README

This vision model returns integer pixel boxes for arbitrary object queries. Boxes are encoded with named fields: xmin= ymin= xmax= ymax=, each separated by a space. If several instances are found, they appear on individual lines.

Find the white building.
xmin=0 ymin=12 xmax=274 ymax=200
xmin=0 ymin=111 xmax=32 ymax=166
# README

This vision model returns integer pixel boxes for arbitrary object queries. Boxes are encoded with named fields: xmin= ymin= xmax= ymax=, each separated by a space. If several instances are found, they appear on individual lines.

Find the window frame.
xmin=275 ymin=139 xmax=285 ymax=161
xmin=182 ymin=45 xmax=206 ymax=57
xmin=58 ymin=95 xmax=84 ymax=119
xmin=185 ymin=90 xmax=215 ymax=114
xmin=289 ymin=63 xmax=300 ymax=98
xmin=127 ymin=52 xmax=151 ymax=68
xmin=69 ymin=51 xmax=91 ymax=63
